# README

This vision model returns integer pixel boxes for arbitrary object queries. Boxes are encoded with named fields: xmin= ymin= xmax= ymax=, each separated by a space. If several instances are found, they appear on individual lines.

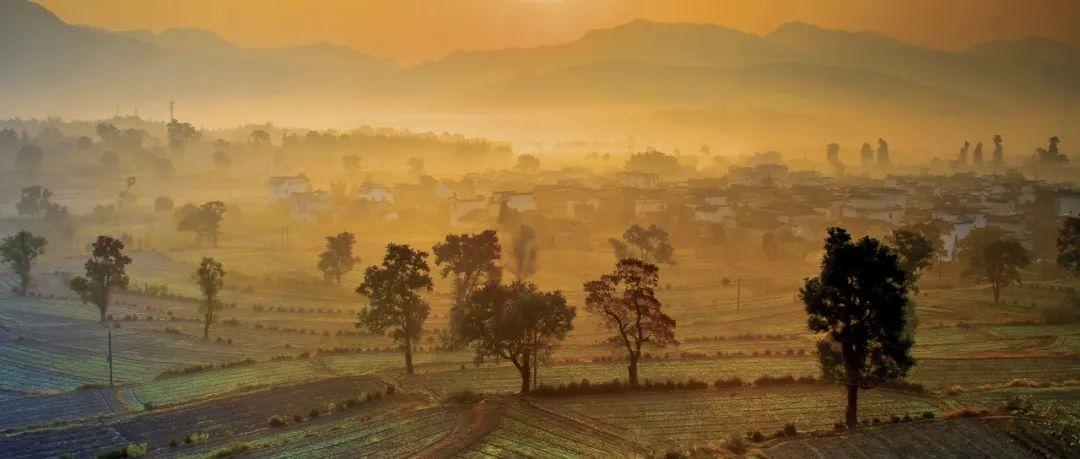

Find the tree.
xmin=167 ymin=119 xmax=200 ymax=152
xmin=886 ymin=228 xmax=937 ymax=290
xmin=875 ymin=138 xmax=889 ymax=166
xmin=212 ymin=150 xmax=231 ymax=170
xmin=609 ymin=224 xmax=675 ymax=265
xmin=625 ymin=150 xmax=681 ymax=176
xmin=195 ymin=257 xmax=226 ymax=339
xmin=406 ymin=157 xmax=424 ymax=175
xmin=514 ymin=154 xmax=540 ymax=173
xmin=0 ymin=231 xmax=47 ymax=296
xmin=583 ymin=258 xmax=676 ymax=386
xmin=966 ymin=238 xmax=1030 ymax=302
xmin=117 ymin=176 xmax=137 ymax=208
xmin=433 ymin=230 xmax=502 ymax=335
xmin=458 ymin=281 xmax=575 ymax=393
xmin=992 ymin=135 xmax=1004 ymax=164
xmin=356 ymin=244 xmax=433 ymax=374
xmin=1058 ymin=217 xmax=1080 ymax=274
xmin=68 ymin=236 xmax=132 ymax=388
xmin=1036 ymin=136 xmax=1067 ymax=165
xmin=955 ymin=226 xmax=1006 ymax=262
xmin=859 ymin=142 xmax=874 ymax=168
xmin=96 ymin=123 xmax=120 ymax=143
xmin=972 ymin=142 xmax=984 ymax=166
xmin=506 ymin=224 xmax=539 ymax=281
xmin=249 ymin=129 xmax=271 ymax=147
xmin=15 ymin=145 xmax=43 ymax=173
xmin=317 ymin=232 xmax=360 ymax=284
xmin=16 ymin=185 xmax=60 ymax=217
xmin=154 ymin=196 xmax=174 ymax=212
xmin=177 ymin=201 xmax=227 ymax=247
xmin=800 ymin=228 xmax=913 ymax=428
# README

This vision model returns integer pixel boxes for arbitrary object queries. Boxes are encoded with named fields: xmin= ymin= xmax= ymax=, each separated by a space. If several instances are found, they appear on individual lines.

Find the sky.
xmin=36 ymin=0 xmax=1080 ymax=64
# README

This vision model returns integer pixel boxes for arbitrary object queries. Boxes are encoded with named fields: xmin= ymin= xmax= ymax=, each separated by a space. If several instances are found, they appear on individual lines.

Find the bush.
xmin=444 ymin=389 xmax=482 ymax=405
xmin=385 ymin=384 xmax=396 ymax=396
xmin=186 ymin=432 xmax=210 ymax=444
xmin=309 ymin=409 xmax=320 ymax=419
xmin=922 ymin=411 xmax=935 ymax=419
xmin=722 ymin=434 xmax=747 ymax=454
xmin=293 ymin=413 xmax=304 ymax=423
xmin=209 ymin=442 xmax=251 ymax=458
xmin=169 ymin=440 xmax=178 ymax=448
xmin=713 ymin=377 xmax=743 ymax=389
xmin=746 ymin=430 xmax=765 ymax=442
xmin=783 ymin=423 xmax=798 ymax=436
xmin=268 ymin=415 xmax=286 ymax=427
xmin=945 ymin=385 xmax=965 ymax=395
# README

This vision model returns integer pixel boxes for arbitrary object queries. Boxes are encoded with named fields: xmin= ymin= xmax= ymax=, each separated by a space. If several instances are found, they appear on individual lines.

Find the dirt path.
xmin=415 ymin=401 xmax=500 ymax=458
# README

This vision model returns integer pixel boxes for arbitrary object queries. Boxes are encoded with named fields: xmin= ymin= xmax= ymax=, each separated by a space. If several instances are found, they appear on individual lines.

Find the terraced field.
xmin=533 ymin=386 xmax=946 ymax=444
xmin=0 ymin=388 xmax=120 ymax=432
xmin=127 ymin=358 xmax=329 ymax=408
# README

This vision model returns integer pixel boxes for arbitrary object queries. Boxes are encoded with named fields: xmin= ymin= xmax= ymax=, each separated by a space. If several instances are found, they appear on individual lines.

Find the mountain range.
xmin=0 ymin=0 xmax=1076 ymax=147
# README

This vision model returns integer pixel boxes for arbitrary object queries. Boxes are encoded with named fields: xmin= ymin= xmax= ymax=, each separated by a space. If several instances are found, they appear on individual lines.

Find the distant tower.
xmin=957 ymin=141 xmax=970 ymax=166
xmin=169 ymin=100 xmax=175 ymax=121
xmin=876 ymin=138 xmax=890 ymax=167
xmin=972 ymin=142 xmax=983 ymax=166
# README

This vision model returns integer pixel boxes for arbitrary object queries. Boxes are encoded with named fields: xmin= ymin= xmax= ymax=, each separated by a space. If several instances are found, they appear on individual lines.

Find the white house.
xmin=289 ymin=191 xmax=331 ymax=222
xmin=451 ymin=196 xmax=489 ymax=227
xmin=491 ymin=191 xmax=538 ymax=212
xmin=267 ymin=175 xmax=312 ymax=202
xmin=1058 ymin=190 xmax=1080 ymax=217
xmin=634 ymin=198 xmax=668 ymax=218
xmin=693 ymin=204 xmax=735 ymax=224
xmin=356 ymin=184 xmax=394 ymax=203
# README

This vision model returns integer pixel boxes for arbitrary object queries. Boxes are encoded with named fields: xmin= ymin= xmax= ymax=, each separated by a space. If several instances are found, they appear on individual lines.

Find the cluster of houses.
xmin=266 ymin=165 xmax=1078 ymax=256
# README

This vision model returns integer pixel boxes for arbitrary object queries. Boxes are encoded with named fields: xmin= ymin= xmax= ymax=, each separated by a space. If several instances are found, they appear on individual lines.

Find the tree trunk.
xmin=519 ymin=353 xmax=532 ymax=394
xmin=19 ymin=274 xmax=29 ymax=296
xmin=627 ymin=352 xmax=639 ymax=387
xmin=845 ymin=384 xmax=858 ymax=428
xmin=404 ymin=337 xmax=414 ymax=375
xmin=203 ymin=313 xmax=211 ymax=339
xmin=107 ymin=327 xmax=114 ymax=388
xmin=992 ymin=283 xmax=1001 ymax=302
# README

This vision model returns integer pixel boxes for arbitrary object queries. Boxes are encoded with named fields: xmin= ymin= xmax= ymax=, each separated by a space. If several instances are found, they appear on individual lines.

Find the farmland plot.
xmin=533 ymin=386 xmax=944 ymax=444
xmin=459 ymin=401 xmax=653 ymax=458
xmin=0 ymin=337 xmax=170 ymax=392
xmin=128 ymin=359 xmax=328 ymax=408
xmin=908 ymin=357 xmax=1080 ymax=389
xmin=0 ymin=388 xmax=120 ymax=432
xmin=255 ymin=406 xmax=464 ymax=458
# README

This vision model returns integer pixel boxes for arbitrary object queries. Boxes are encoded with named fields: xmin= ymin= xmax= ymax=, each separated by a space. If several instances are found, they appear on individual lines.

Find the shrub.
xmin=186 ymin=432 xmax=210 ymax=444
xmin=890 ymin=415 xmax=901 ymax=423
xmin=746 ymin=430 xmax=765 ymax=442
xmin=209 ymin=442 xmax=251 ymax=459
xmin=713 ymin=377 xmax=743 ymax=389
xmin=292 ymin=414 xmax=304 ymax=423
xmin=945 ymin=385 xmax=965 ymax=395
xmin=169 ymin=440 xmax=178 ymax=448
xmin=783 ymin=423 xmax=798 ymax=436
xmin=922 ymin=411 xmax=935 ymax=419
xmin=309 ymin=409 xmax=320 ymax=419
xmin=723 ymin=434 xmax=747 ymax=454
xmin=444 ymin=389 xmax=482 ymax=405
xmin=94 ymin=443 xmax=148 ymax=459
xmin=385 ymin=384 xmax=396 ymax=396
xmin=268 ymin=415 xmax=286 ymax=427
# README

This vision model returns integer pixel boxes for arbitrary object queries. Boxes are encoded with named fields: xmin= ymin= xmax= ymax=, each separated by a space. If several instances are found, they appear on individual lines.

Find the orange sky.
xmin=38 ymin=0 xmax=1080 ymax=64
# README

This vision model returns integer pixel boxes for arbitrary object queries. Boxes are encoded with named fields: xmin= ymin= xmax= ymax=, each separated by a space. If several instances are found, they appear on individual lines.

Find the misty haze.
xmin=0 ymin=1 xmax=1078 ymax=458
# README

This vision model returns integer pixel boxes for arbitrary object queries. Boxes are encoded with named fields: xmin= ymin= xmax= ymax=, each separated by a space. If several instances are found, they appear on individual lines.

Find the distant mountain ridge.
xmin=0 ymin=0 xmax=1076 ymax=120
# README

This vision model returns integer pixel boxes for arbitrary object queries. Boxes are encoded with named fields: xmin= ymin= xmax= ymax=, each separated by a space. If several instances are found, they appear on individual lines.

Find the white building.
xmin=693 ymin=204 xmax=735 ymax=224
xmin=634 ymin=198 xmax=668 ymax=218
xmin=267 ymin=175 xmax=312 ymax=202
xmin=356 ymin=184 xmax=395 ymax=203
xmin=491 ymin=191 xmax=538 ymax=212
xmin=1058 ymin=190 xmax=1080 ymax=217
xmin=451 ymin=197 xmax=489 ymax=227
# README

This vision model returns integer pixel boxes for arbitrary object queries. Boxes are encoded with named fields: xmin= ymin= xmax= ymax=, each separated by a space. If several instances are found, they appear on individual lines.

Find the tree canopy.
xmin=317 ymin=232 xmax=361 ymax=284
xmin=457 ymin=281 xmax=575 ymax=393
xmin=356 ymin=244 xmax=433 ymax=374
xmin=177 ymin=201 xmax=227 ymax=247
xmin=965 ymin=237 xmax=1030 ymax=302
xmin=583 ymin=258 xmax=676 ymax=386
xmin=1058 ymin=217 xmax=1080 ymax=274
xmin=800 ymin=228 xmax=913 ymax=428
xmin=195 ymin=257 xmax=226 ymax=339
xmin=0 ymin=231 xmax=47 ymax=296
xmin=609 ymin=224 xmax=675 ymax=265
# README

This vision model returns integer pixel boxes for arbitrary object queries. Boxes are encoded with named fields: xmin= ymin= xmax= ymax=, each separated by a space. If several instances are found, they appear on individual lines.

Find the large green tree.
xmin=800 ymin=228 xmax=914 ymax=428
xmin=583 ymin=258 xmax=676 ymax=386
xmin=886 ymin=227 xmax=937 ymax=290
xmin=317 ymin=232 xmax=360 ymax=284
xmin=0 ymin=231 xmax=47 ymax=296
xmin=195 ymin=257 xmax=226 ymax=339
xmin=458 ymin=281 xmax=575 ymax=393
xmin=69 ymin=236 xmax=132 ymax=387
xmin=356 ymin=244 xmax=433 ymax=374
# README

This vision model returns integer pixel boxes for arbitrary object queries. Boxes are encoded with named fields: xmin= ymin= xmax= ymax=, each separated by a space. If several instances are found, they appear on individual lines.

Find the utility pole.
xmin=107 ymin=327 xmax=114 ymax=388
xmin=168 ymin=100 xmax=175 ymax=121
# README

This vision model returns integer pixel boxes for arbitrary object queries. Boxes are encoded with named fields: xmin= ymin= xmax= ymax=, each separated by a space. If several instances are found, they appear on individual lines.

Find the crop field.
xmin=460 ymin=401 xmax=654 ymax=457
xmin=255 ymin=406 xmax=463 ymax=458
xmin=533 ymin=386 xmax=946 ymax=445
xmin=127 ymin=359 xmax=329 ymax=408
xmin=0 ymin=388 xmax=119 ymax=432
